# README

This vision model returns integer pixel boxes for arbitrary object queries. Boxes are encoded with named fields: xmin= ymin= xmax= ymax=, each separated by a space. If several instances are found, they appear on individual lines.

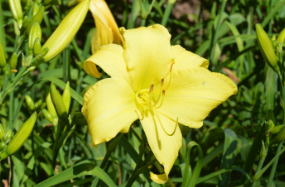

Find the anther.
xmin=170 ymin=62 xmax=175 ymax=72
xmin=149 ymin=84 xmax=154 ymax=93
xmin=161 ymin=79 xmax=164 ymax=86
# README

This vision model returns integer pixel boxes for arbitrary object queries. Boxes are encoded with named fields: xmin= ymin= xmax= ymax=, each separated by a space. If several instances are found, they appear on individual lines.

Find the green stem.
xmin=251 ymin=142 xmax=269 ymax=187
xmin=209 ymin=0 xmax=227 ymax=63
xmin=254 ymin=144 xmax=285 ymax=181
xmin=266 ymin=142 xmax=283 ymax=187
xmin=161 ymin=2 xmax=174 ymax=26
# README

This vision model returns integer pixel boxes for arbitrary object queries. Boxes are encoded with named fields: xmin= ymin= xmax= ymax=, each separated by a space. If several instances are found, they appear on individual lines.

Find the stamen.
xmin=155 ymin=90 xmax=165 ymax=108
xmin=149 ymin=84 xmax=154 ymax=108
xmin=152 ymin=79 xmax=164 ymax=106
xmin=170 ymin=62 xmax=175 ymax=72
xmin=151 ymin=112 xmax=161 ymax=149
xmin=154 ymin=110 xmax=178 ymax=136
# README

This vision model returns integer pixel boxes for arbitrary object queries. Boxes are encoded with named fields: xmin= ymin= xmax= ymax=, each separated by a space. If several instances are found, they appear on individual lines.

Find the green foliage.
xmin=1 ymin=0 xmax=285 ymax=186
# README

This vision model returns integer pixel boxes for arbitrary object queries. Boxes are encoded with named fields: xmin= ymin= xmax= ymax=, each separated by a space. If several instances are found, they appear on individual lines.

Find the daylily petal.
xmin=158 ymin=67 xmax=237 ymax=128
xmin=121 ymin=24 xmax=174 ymax=92
xmin=141 ymin=109 xmax=182 ymax=182
xmin=150 ymin=173 xmax=168 ymax=184
xmin=82 ymin=78 xmax=137 ymax=145
xmin=171 ymin=45 xmax=209 ymax=71
xmin=89 ymin=0 xmax=123 ymax=53
xmin=83 ymin=44 xmax=132 ymax=85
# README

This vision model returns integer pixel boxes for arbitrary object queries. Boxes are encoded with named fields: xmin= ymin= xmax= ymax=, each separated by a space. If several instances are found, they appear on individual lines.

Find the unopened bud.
xmin=271 ymin=125 xmax=285 ymax=134
xmin=270 ymin=126 xmax=285 ymax=145
xmin=3 ymin=130 xmax=12 ymax=142
xmin=13 ymin=20 xmax=20 ymax=36
xmin=8 ymin=0 xmax=23 ymax=29
xmin=0 ymin=142 xmax=6 ymax=152
xmin=28 ymin=22 xmax=42 ymax=55
xmin=23 ymin=16 xmax=31 ymax=28
xmin=46 ymin=93 xmax=57 ymax=118
xmin=1 ymin=112 xmax=37 ymax=160
xmin=42 ymin=109 xmax=54 ymax=123
xmin=50 ymin=83 xmax=68 ymax=119
xmin=25 ymin=95 xmax=35 ymax=111
xmin=277 ymin=28 xmax=285 ymax=44
xmin=22 ymin=55 xmax=33 ymax=67
xmin=9 ymin=52 xmax=18 ymax=70
xmin=0 ymin=42 xmax=6 ymax=68
xmin=62 ymin=82 xmax=71 ymax=112
xmin=0 ymin=124 xmax=5 ymax=140
xmin=32 ymin=3 xmax=40 ymax=16
xmin=255 ymin=24 xmax=279 ymax=73
xmin=265 ymin=120 xmax=275 ymax=133
xmin=42 ymin=0 xmax=89 ymax=61
xmin=33 ymin=38 xmax=42 ymax=56
xmin=26 ymin=6 xmax=44 ymax=33
xmin=35 ymin=99 xmax=43 ymax=109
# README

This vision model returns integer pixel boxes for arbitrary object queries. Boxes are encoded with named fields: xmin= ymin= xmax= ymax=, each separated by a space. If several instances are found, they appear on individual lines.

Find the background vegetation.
xmin=1 ymin=0 xmax=285 ymax=186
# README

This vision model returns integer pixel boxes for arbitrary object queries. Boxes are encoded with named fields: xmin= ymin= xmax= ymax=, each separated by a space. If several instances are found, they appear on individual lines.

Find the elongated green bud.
xmin=62 ymin=82 xmax=71 ymax=112
xmin=255 ymin=24 xmax=279 ymax=73
xmin=8 ymin=0 xmax=23 ymax=29
xmin=277 ymin=28 xmax=285 ymax=44
xmin=50 ymin=83 xmax=68 ymax=119
xmin=13 ymin=20 xmax=20 ymax=36
xmin=42 ymin=109 xmax=54 ymax=123
xmin=3 ymin=130 xmax=12 ymax=142
xmin=25 ymin=95 xmax=35 ymax=111
xmin=46 ymin=93 xmax=57 ymax=118
xmin=270 ymin=126 xmax=285 ymax=145
xmin=26 ymin=6 xmax=44 ymax=33
xmin=42 ymin=0 xmax=89 ymax=61
xmin=0 ymin=42 xmax=6 ymax=68
xmin=32 ymin=3 xmax=39 ymax=16
xmin=0 ymin=112 xmax=37 ymax=160
xmin=33 ymin=38 xmax=42 ymax=56
xmin=35 ymin=99 xmax=43 ymax=109
xmin=0 ymin=142 xmax=6 ymax=152
xmin=0 ymin=124 xmax=5 ymax=140
xmin=9 ymin=52 xmax=18 ymax=70
xmin=28 ymin=22 xmax=42 ymax=55
xmin=23 ymin=16 xmax=32 ymax=28
xmin=271 ymin=125 xmax=285 ymax=134
xmin=22 ymin=55 xmax=33 ymax=67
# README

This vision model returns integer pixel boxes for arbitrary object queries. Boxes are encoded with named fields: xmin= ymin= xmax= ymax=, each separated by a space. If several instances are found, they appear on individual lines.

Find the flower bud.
xmin=42 ymin=109 xmax=54 ymax=123
xmin=62 ymin=82 xmax=71 ymax=112
xmin=0 ymin=124 xmax=5 ymax=140
xmin=26 ymin=6 xmax=44 ymax=33
xmin=277 ymin=27 xmax=285 ymax=44
xmin=0 ymin=142 xmax=6 ymax=152
xmin=13 ymin=20 xmax=20 ymax=36
xmin=0 ymin=112 xmax=37 ymax=160
xmin=23 ymin=16 xmax=32 ymax=28
xmin=35 ymin=99 xmax=43 ymax=109
xmin=9 ymin=52 xmax=18 ymax=70
xmin=50 ymin=83 xmax=68 ymax=119
xmin=28 ymin=22 xmax=42 ymax=55
xmin=33 ymin=38 xmax=42 ymax=56
xmin=255 ymin=24 xmax=279 ymax=73
xmin=46 ymin=93 xmax=57 ymax=118
xmin=22 ymin=55 xmax=33 ymax=67
xmin=32 ymin=3 xmax=39 ymax=16
xmin=0 ymin=42 xmax=6 ymax=68
xmin=25 ymin=95 xmax=35 ymax=111
xmin=8 ymin=0 xmax=23 ymax=29
xmin=42 ymin=0 xmax=89 ymax=61
xmin=271 ymin=125 xmax=285 ymax=134
xmin=270 ymin=126 xmax=285 ymax=145
xmin=3 ymin=130 xmax=12 ymax=142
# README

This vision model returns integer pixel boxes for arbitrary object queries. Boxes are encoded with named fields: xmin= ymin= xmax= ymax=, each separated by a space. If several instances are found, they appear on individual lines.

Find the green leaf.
xmin=218 ymin=129 xmax=238 ymax=187
xmin=34 ymin=160 xmax=117 ymax=187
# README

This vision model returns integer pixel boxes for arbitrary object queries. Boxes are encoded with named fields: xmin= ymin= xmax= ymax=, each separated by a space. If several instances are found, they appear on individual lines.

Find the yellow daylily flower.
xmin=88 ymin=0 xmax=123 ymax=77
xmin=82 ymin=24 xmax=237 ymax=184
